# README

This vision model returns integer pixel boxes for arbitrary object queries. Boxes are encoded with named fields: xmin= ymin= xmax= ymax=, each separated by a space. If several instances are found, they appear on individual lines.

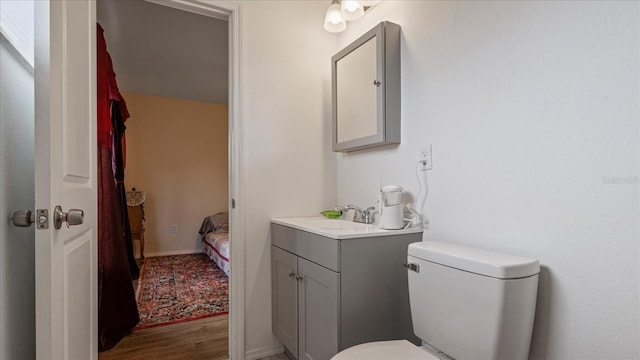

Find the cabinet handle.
xmin=295 ymin=275 xmax=303 ymax=281
xmin=288 ymin=271 xmax=296 ymax=278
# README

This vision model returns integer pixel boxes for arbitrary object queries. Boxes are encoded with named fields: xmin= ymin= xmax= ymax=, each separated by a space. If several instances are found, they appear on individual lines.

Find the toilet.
xmin=332 ymin=241 xmax=540 ymax=360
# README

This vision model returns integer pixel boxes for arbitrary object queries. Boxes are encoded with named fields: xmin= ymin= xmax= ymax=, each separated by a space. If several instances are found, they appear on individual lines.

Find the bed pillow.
xmin=210 ymin=212 xmax=229 ymax=233
xmin=198 ymin=211 xmax=229 ymax=238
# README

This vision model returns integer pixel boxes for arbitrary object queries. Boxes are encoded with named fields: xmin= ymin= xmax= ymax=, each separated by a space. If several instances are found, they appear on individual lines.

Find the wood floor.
xmin=100 ymin=259 xmax=289 ymax=360
xmin=99 ymin=315 xmax=229 ymax=360
xmin=98 ymin=314 xmax=289 ymax=360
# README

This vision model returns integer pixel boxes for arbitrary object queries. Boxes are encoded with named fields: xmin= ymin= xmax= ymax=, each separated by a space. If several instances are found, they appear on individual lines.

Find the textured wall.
xmin=0 ymin=40 xmax=36 ymax=360
xmin=123 ymin=92 xmax=228 ymax=256
xmin=238 ymin=1 xmax=338 ymax=356
xmin=334 ymin=2 xmax=639 ymax=359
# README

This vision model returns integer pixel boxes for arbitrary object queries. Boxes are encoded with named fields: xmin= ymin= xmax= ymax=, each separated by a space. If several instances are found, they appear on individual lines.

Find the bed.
xmin=198 ymin=212 xmax=230 ymax=276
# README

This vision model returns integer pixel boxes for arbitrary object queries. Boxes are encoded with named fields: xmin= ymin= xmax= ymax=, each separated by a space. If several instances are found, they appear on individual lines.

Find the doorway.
xmin=95 ymin=0 xmax=238 ymax=358
xmin=1 ymin=0 xmax=243 ymax=358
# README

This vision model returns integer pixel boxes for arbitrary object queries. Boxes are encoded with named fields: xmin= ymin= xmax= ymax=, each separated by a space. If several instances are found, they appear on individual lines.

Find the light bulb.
xmin=324 ymin=1 xmax=346 ymax=33
xmin=340 ymin=0 xmax=364 ymax=21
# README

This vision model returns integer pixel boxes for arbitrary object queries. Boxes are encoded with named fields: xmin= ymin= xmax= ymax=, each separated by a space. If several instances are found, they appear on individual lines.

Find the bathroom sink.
xmin=301 ymin=218 xmax=372 ymax=231
xmin=271 ymin=216 xmax=422 ymax=239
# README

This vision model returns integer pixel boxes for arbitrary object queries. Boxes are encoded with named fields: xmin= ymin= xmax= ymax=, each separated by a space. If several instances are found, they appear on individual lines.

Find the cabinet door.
xmin=272 ymin=246 xmax=299 ymax=357
xmin=298 ymin=258 xmax=340 ymax=360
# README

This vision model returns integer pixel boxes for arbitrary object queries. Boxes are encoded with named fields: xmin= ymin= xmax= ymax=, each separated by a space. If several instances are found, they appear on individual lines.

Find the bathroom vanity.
xmin=271 ymin=217 xmax=422 ymax=360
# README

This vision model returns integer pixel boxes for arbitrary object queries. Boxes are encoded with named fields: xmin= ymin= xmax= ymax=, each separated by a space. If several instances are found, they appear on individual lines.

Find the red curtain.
xmin=97 ymin=23 xmax=140 ymax=351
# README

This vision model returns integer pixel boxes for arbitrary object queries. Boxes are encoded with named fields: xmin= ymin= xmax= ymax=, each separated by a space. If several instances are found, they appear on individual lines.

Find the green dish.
xmin=320 ymin=210 xmax=342 ymax=219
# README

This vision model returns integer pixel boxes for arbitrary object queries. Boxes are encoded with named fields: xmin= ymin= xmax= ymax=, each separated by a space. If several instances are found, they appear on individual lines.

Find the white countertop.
xmin=271 ymin=216 xmax=423 ymax=240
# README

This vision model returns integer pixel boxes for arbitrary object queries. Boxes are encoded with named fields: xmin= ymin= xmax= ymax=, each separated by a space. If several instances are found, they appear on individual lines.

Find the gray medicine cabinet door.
xmin=298 ymin=258 xmax=340 ymax=360
xmin=272 ymin=246 xmax=298 ymax=357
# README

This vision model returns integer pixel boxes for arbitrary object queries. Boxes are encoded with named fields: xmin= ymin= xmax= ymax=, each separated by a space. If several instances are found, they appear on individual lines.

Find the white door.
xmin=34 ymin=1 xmax=97 ymax=359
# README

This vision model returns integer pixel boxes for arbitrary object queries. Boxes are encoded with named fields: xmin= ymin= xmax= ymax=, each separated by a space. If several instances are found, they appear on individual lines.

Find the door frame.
xmin=143 ymin=1 xmax=244 ymax=358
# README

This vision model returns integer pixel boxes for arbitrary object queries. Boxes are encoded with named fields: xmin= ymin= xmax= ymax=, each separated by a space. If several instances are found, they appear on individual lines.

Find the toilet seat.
xmin=331 ymin=340 xmax=438 ymax=360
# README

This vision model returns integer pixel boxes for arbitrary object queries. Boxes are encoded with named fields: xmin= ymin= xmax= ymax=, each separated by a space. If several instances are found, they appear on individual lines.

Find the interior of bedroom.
xmin=95 ymin=0 xmax=230 ymax=255
xmin=123 ymin=92 xmax=228 ymax=257
xmin=96 ymin=0 xmax=231 ymax=358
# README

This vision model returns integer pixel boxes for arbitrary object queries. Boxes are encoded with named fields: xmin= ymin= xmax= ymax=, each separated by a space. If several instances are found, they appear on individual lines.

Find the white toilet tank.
xmin=407 ymin=241 xmax=540 ymax=360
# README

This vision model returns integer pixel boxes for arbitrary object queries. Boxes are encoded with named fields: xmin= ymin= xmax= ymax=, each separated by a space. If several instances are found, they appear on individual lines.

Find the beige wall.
xmin=123 ymin=92 xmax=228 ymax=255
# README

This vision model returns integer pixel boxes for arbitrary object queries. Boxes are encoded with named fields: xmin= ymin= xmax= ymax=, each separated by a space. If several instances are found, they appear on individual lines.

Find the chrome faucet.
xmin=342 ymin=204 xmax=376 ymax=224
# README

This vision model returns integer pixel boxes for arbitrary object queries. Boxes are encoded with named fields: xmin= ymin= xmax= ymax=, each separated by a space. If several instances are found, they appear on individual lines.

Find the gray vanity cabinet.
xmin=272 ymin=246 xmax=340 ymax=360
xmin=298 ymin=257 xmax=340 ymax=360
xmin=272 ymin=246 xmax=299 ymax=356
xmin=271 ymin=222 xmax=421 ymax=360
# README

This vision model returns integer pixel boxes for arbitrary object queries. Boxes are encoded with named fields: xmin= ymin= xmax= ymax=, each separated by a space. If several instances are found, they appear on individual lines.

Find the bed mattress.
xmin=203 ymin=232 xmax=229 ymax=276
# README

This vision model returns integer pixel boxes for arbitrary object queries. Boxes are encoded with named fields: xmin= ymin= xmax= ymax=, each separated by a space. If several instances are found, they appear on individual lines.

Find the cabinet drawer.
xmin=271 ymin=223 xmax=340 ymax=272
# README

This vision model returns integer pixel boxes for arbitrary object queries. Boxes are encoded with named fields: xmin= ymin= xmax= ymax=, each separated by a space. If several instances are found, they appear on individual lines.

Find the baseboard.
xmin=143 ymin=249 xmax=203 ymax=257
xmin=245 ymin=344 xmax=284 ymax=360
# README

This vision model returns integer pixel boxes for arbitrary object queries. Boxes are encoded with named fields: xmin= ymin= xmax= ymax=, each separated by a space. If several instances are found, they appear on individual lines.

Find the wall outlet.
xmin=171 ymin=224 xmax=178 ymax=233
xmin=419 ymin=145 xmax=433 ymax=170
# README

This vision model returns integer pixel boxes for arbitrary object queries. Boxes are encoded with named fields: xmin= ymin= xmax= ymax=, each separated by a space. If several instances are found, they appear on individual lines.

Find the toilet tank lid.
xmin=408 ymin=241 xmax=540 ymax=279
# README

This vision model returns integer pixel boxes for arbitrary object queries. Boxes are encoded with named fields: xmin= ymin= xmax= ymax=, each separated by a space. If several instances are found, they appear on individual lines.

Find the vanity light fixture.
xmin=324 ymin=0 xmax=347 ymax=33
xmin=340 ymin=0 xmax=364 ymax=21
xmin=324 ymin=0 xmax=380 ymax=33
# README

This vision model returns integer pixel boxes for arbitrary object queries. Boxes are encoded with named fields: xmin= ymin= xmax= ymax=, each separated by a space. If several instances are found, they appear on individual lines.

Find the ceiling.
xmin=96 ymin=0 xmax=228 ymax=104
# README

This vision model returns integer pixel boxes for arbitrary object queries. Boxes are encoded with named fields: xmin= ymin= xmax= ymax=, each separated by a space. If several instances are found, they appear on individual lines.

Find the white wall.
xmin=0 ymin=39 xmax=36 ymax=360
xmin=335 ymin=1 xmax=639 ymax=359
xmin=238 ymin=1 xmax=337 ymax=356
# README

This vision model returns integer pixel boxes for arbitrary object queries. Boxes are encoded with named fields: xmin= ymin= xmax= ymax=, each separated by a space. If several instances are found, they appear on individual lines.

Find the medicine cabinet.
xmin=332 ymin=21 xmax=401 ymax=152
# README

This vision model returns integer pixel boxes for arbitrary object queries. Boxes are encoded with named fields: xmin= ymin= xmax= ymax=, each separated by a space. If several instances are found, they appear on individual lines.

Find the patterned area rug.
xmin=135 ymin=253 xmax=229 ymax=329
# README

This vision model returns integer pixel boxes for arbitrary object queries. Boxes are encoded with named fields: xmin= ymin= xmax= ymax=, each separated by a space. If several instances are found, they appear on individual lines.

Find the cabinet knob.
xmin=295 ymin=275 xmax=303 ymax=281
xmin=288 ymin=271 xmax=296 ymax=278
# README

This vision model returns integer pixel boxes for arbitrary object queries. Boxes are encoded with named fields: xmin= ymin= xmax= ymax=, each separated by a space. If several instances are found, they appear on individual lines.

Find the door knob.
xmin=53 ymin=206 xmax=84 ymax=229
xmin=11 ymin=209 xmax=49 ymax=229
xmin=11 ymin=210 xmax=35 ymax=227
